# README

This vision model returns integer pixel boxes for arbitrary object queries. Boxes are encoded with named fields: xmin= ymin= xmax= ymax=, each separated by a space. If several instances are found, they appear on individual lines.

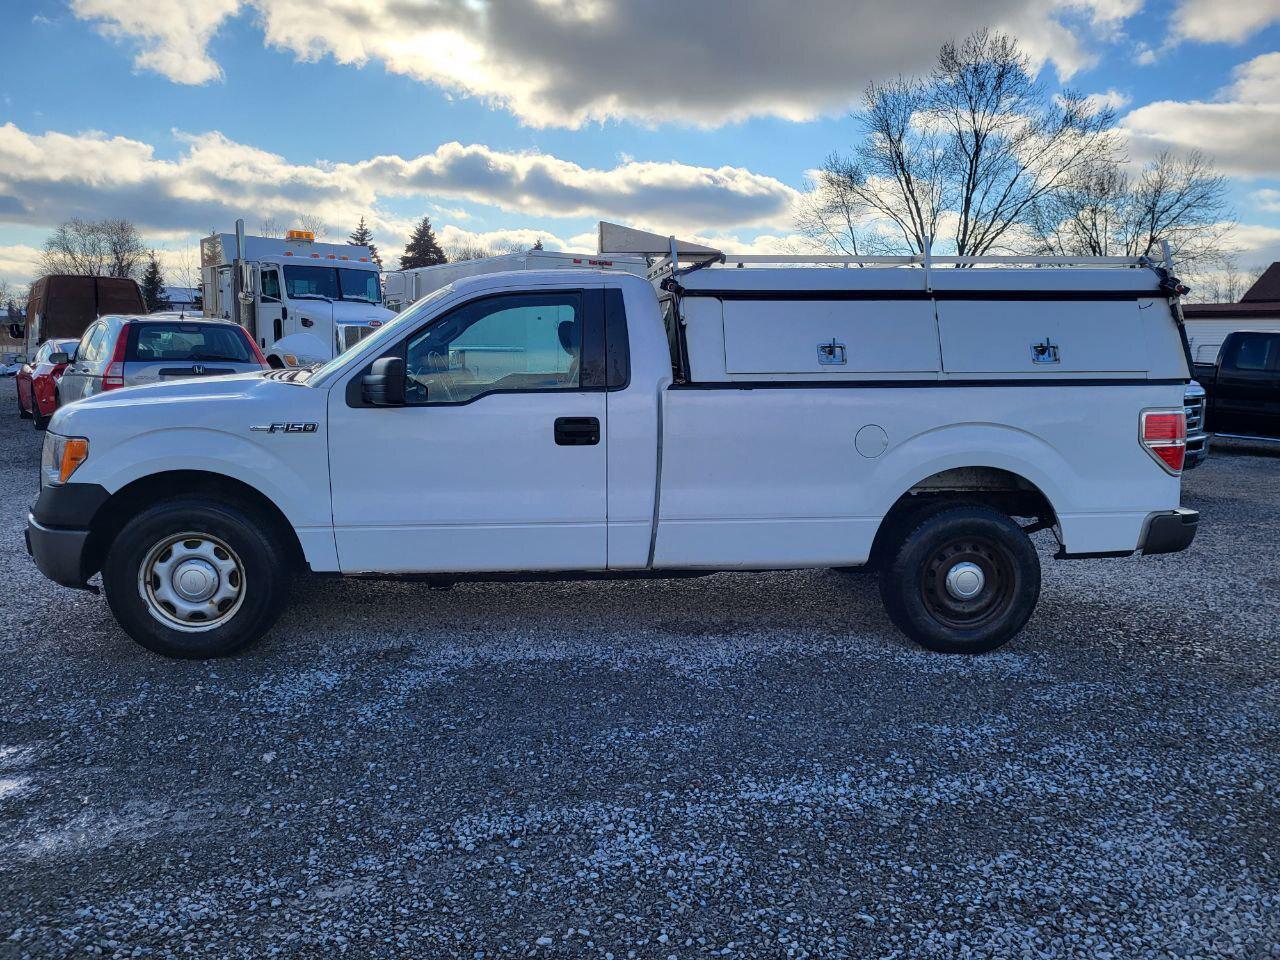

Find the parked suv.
xmin=58 ymin=316 xmax=267 ymax=404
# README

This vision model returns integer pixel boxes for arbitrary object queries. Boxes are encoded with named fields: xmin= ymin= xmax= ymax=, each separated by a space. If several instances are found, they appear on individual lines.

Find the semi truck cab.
xmin=201 ymin=230 xmax=394 ymax=368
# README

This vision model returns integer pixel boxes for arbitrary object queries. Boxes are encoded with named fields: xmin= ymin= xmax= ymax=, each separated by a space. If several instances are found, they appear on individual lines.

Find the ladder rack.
xmin=598 ymin=222 xmax=1170 ymax=290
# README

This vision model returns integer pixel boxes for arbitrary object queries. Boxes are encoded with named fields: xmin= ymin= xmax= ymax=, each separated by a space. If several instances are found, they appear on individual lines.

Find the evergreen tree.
xmin=532 ymin=237 xmax=544 ymax=250
xmin=140 ymin=252 xmax=168 ymax=313
xmin=400 ymin=216 xmax=447 ymax=269
xmin=348 ymin=216 xmax=382 ymax=267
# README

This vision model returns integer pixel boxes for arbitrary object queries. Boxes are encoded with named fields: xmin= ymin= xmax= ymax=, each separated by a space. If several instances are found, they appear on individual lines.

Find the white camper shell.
xmin=383 ymin=249 xmax=648 ymax=312
xmin=31 ymin=222 xmax=1198 ymax=659
xmin=201 ymin=230 xmax=394 ymax=367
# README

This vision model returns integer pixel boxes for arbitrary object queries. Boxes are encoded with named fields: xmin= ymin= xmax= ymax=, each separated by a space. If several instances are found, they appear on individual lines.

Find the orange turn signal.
xmin=59 ymin=438 xmax=89 ymax=484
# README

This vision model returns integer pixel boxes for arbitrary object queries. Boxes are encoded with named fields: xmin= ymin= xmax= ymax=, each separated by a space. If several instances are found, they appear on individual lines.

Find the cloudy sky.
xmin=2 ymin=0 xmax=1280 ymax=284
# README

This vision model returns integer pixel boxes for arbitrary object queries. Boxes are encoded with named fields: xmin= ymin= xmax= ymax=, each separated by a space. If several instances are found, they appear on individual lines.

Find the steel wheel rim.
xmin=138 ymin=532 xmax=246 ymax=633
xmin=920 ymin=537 xmax=1015 ymax=630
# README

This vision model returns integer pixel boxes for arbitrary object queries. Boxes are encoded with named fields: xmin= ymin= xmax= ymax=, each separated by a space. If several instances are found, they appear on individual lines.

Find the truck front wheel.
xmin=101 ymin=498 xmax=292 ymax=658
xmin=878 ymin=503 xmax=1040 ymax=654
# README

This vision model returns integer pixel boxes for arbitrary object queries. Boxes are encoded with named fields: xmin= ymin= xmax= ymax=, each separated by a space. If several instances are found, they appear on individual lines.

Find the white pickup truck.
xmin=26 ymin=225 xmax=1199 ymax=658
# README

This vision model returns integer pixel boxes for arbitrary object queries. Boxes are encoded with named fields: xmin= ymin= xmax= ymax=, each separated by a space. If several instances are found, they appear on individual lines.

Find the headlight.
xmin=41 ymin=433 xmax=89 ymax=487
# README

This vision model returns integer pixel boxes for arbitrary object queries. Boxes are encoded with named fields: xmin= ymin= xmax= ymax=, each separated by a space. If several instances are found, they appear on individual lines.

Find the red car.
xmin=16 ymin=338 xmax=78 ymax=430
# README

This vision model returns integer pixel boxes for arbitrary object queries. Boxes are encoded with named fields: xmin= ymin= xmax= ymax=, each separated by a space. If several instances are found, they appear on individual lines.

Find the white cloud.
xmin=71 ymin=0 xmax=243 ymax=85
xmin=436 ymin=225 xmax=566 ymax=255
xmin=1059 ymin=89 xmax=1132 ymax=114
xmin=1229 ymin=222 xmax=1280 ymax=256
xmin=346 ymin=144 xmax=798 ymax=229
xmin=1252 ymin=188 xmax=1280 ymax=212
xmin=1122 ymin=53 xmax=1280 ymax=176
xmin=70 ymin=0 xmax=1138 ymax=127
xmin=0 ymin=123 xmax=797 ymax=235
xmin=0 ymin=245 xmax=42 ymax=286
xmin=1083 ymin=89 xmax=1132 ymax=113
xmin=0 ymin=122 xmax=804 ymax=279
xmin=1171 ymin=0 xmax=1280 ymax=44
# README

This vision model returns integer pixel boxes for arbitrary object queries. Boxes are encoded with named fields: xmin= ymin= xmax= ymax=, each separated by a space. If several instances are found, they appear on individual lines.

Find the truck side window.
xmin=261 ymin=270 xmax=281 ymax=302
xmin=1228 ymin=334 xmax=1276 ymax=371
xmin=403 ymin=293 xmax=583 ymax=405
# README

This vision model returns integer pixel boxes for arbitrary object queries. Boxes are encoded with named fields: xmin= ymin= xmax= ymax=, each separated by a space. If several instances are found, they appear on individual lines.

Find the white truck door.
xmin=326 ymin=288 xmax=608 ymax=573
xmin=256 ymin=266 xmax=285 ymax=350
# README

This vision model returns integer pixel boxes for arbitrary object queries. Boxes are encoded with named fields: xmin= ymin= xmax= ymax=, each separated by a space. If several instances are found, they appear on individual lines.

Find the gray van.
xmin=59 ymin=315 xmax=267 ymax=403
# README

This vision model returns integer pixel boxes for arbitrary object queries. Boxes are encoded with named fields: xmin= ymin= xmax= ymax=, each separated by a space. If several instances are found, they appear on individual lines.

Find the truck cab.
xmin=200 ymin=230 xmax=394 ymax=368
xmin=1194 ymin=330 xmax=1280 ymax=442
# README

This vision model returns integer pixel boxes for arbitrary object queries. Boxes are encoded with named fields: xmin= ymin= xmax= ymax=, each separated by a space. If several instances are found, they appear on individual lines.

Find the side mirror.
xmin=49 ymin=351 xmax=70 ymax=365
xmin=362 ymin=355 xmax=406 ymax=406
xmin=8 ymin=323 xmax=22 ymax=340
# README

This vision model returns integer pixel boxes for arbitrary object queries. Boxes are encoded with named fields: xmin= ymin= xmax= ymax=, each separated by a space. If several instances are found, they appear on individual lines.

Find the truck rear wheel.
xmin=878 ymin=503 xmax=1040 ymax=654
xmin=101 ymin=498 xmax=292 ymax=658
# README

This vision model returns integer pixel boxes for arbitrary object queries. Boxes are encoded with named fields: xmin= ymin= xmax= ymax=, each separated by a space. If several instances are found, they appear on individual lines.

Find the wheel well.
xmin=83 ymin=471 xmax=305 ymax=579
xmin=867 ymin=467 xmax=1057 ymax=569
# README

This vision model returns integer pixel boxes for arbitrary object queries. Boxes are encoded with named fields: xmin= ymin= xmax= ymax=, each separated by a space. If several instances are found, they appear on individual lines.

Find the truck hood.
xmin=331 ymin=300 xmax=395 ymax=324
xmin=49 ymin=370 xmax=316 ymax=436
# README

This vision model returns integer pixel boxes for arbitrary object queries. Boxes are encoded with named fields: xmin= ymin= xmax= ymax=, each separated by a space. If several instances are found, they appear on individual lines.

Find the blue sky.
xmin=2 ymin=0 xmax=1279 ymax=285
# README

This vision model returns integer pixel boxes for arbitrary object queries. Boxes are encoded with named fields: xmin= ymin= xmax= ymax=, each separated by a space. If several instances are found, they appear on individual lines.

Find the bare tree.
xmin=101 ymin=219 xmax=148 ymax=278
xmin=166 ymin=242 xmax=201 ymax=293
xmin=799 ymin=30 xmax=1118 ymax=257
xmin=1187 ymin=260 xmax=1266 ymax=303
xmin=794 ymin=164 xmax=873 ymax=257
xmin=1032 ymin=150 xmax=1231 ymax=273
xmin=296 ymin=214 xmax=329 ymax=240
xmin=444 ymin=237 xmax=529 ymax=262
xmin=444 ymin=241 xmax=495 ymax=262
xmin=39 ymin=219 xmax=108 ymax=276
xmin=259 ymin=217 xmax=283 ymax=238
xmin=38 ymin=218 xmax=147 ymax=278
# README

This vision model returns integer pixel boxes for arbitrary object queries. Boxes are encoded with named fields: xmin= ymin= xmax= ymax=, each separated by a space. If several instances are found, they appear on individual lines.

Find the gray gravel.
xmin=1 ymin=376 xmax=1277 ymax=959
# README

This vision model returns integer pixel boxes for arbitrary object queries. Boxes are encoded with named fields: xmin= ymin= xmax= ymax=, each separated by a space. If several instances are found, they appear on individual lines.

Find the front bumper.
xmin=1139 ymin=507 xmax=1199 ymax=556
xmin=25 ymin=515 xmax=93 ymax=589
xmin=25 ymin=482 xmax=110 ymax=590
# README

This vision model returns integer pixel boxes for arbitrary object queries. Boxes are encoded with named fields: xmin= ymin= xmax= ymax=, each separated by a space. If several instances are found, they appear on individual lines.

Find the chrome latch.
xmin=1031 ymin=338 xmax=1060 ymax=364
xmin=818 ymin=339 xmax=847 ymax=365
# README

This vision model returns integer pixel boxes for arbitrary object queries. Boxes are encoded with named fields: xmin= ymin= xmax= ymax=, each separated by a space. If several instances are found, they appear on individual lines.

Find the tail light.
xmin=1140 ymin=409 xmax=1186 ymax=475
xmin=101 ymin=323 xmax=131 ymax=391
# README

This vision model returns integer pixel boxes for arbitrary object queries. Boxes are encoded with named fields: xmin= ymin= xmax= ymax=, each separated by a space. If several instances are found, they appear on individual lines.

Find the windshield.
xmin=283 ymin=264 xmax=381 ymax=304
xmin=306 ymin=284 xmax=456 ymax=386
xmin=338 ymin=269 xmax=381 ymax=303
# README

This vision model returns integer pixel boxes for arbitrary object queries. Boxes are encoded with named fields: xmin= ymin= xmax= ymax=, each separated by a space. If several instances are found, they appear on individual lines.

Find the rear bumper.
xmin=1139 ymin=508 xmax=1199 ymax=556
xmin=25 ymin=514 xmax=93 ymax=589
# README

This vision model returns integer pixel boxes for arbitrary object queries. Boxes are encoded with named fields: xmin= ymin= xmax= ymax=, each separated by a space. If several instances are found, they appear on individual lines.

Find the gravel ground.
xmin=0 ymin=376 xmax=1277 ymax=959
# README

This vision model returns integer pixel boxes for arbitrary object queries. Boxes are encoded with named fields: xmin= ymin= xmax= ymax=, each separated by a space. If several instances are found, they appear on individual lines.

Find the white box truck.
xmin=201 ymin=226 xmax=394 ymax=368
xmin=383 ymin=249 xmax=648 ymax=312
xmin=29 ymin=223 xmax=1198 ymax=659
